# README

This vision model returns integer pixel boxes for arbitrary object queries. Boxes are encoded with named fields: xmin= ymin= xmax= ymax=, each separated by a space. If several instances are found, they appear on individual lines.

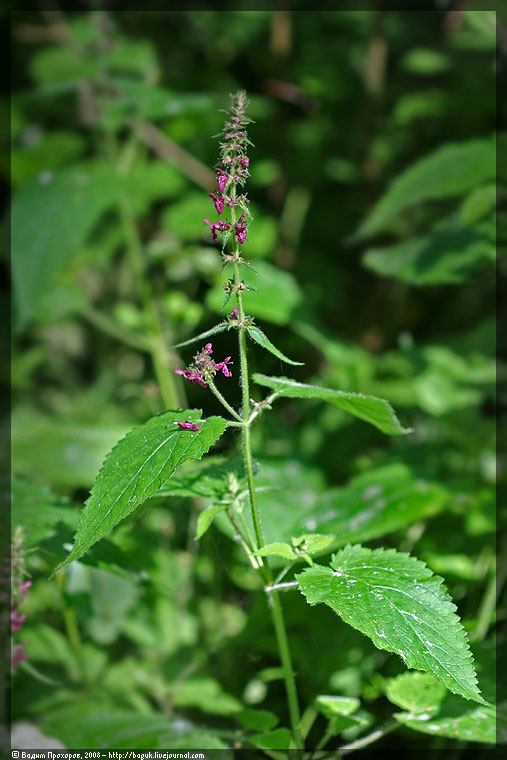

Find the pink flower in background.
xmin=12 ymin=642 xmax=27 ymax=670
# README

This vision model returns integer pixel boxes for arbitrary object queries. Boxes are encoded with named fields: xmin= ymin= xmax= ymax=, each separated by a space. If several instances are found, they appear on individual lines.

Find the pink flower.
xmin=215 ymin=168 xmax=229 ymax=192
xmin=11 ymin=612 xmax=26 ymax=633
xmin=174 ymin=368 xmax=208 ymax=388
xmin=230 ymin=307 xmax=239 ymax=318
xmin=208 ymin=193 xmax=224 ymax=214
xmin=12 ymin=642 xmax=27 ymax=670
xmin=215 ymin=356 xmax=233 ymax=377
xmin=19 ymin=580 xmax=31 ymax=599
xmin=175 ymin=421 xmax=201 ymax=431
xmin=239 ymin=156 xmax=249 ymax=168
xmin=234 ymin=211 xmax=248 ymax=244
xmin=204 ymin=218 xmax=231 ymax=242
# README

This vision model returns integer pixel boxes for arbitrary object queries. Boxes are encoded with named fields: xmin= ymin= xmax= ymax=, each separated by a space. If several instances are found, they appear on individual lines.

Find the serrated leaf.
xmin=55 ymin=410 xmax=227 ymax=572
xmin=171 ymin=322 xmax=228 ymax=349
xmin=246 ymin=324 xmax=303 ymax=365
xmin=296 ymin=545 xmax=485 ymax=704
xmin=254 ymin=542 xmax=297 ymax=561
xmin=386 ymin=641 xmax=499 ymax=744
xmin=253 ymin=374 xmax=409 ymax=435
xmin=354 ymin=137 xmax=495 ymax=238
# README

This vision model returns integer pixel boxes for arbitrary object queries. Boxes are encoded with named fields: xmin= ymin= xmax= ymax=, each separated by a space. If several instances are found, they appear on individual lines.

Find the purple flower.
xmin=204 ymin=218 xmax=232 ymax=242
xmin=231 ymin=307 xmax=239 ymax=318
xmin=215 ymin=356 xmax=233 ymax=377
xmin=208 ymin=193 xmax=224 ymax=214
xmin=235 ymin=211 xmax=248 ymax=244
xmin=215 ymin=168 xmax=229 ymax=192
xmin=175 ymin=421 xmax=201 ymax=431
xmin=19 ymin=580 xmax=31 ymax=599
xmin=11 ymin=612 xmax=26 ymax=633
xmin=12 ymin=642 xmax=27 ymax=670
xmin=239 ymin=156 xmax=250 ymax=168
xmin=174 ymin=368 xmax=208 ymax=388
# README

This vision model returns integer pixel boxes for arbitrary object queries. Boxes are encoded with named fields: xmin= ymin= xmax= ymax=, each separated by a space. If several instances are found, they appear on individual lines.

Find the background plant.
xmin=9 ymin=8 xmax=502 ymax=756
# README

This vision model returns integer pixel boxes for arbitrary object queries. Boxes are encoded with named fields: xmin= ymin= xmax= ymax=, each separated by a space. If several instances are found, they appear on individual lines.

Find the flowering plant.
xmin=53 ymin=91 xmax=488 ymax=754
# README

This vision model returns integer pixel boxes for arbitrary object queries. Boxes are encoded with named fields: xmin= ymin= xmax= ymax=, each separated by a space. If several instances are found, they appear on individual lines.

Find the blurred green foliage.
xmin=9 ymin=7 xmax=502 ymax=756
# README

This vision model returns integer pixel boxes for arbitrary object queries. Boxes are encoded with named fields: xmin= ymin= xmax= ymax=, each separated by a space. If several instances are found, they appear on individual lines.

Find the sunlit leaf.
xmin=253 ymin=374 xmax=410 ymax=435
xmin=54 ymin=410 xmax=228 ymax=572
xmin=297 ymin=545 xmax=485 ymax=703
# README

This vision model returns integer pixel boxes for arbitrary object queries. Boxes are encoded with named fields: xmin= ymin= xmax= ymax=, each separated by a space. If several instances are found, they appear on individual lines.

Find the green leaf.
xmin=385 ymin=672 xmax=448 ymax=715
xmin=252 ymin=374 xmax=410 ymax=435
xmin=386 ymin=640 xmax=499 ymax=744
xmin=11 ymin=166 xmax=119 ymax=324
xmin=171 ymin=677 xmax=242 ymax=716
xmin=97 ymin=80 xmax=212 ymax=130
xmin=250 ymin=728 xmax=292 ymax=750
xmin=315 ymin=695 xmax=360 ymax=719
xmin=196 ymin=503 xmax=228 ymax=540
xmin=12 ymin=409 xmax=131 ymax=489
xmin=11 ymin=131 xmax=86 ymax=185
xmin=315 ymin=695 xmax=367 ymax=733
xmin=362 ymin=216 xmax=495 ymax=285
xmin=296 ymin=545 xmax=485 ymax=704
xmin=11 ymin=477 xmax=77 ymax=546
xmin=235 ymin=708 xmax=278 ymax=732
xmin=55 ymin=410 xmax=228 ymax=571
xmin=386 ymin=671 xmax=497 ymax=744
xmin=171 ymin=322 xmax=229 ymax=349
xmin=401 ymin=48 xmax=450 ymax=75
xmin=355 ymin=137 xmax=496 ymax=238
xmin=246 ymin=324 xmax=303 ymax=365
xmin=460 ymin=184 xmax=496 ymax=224
xmin=292 ymin=534 xmax=335 ymax=556
xmin=315 ymin=465 xmax=447 ymax=549
xmin=254 ymin=542 xmax=297 ymax=561
xmin=206 ymin=260 xmax=303 ymax=325
xmin=41 ymin=706 xmax=228 ymax=750
xmin=213 ymin=461 xmax=444 ymax=558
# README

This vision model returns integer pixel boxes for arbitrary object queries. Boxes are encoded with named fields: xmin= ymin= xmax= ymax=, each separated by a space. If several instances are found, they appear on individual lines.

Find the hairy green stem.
xmin=229 ymin=193 xmax=303 ymax=752
xmin=208 ymin=379 xmax=244 ymax=423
